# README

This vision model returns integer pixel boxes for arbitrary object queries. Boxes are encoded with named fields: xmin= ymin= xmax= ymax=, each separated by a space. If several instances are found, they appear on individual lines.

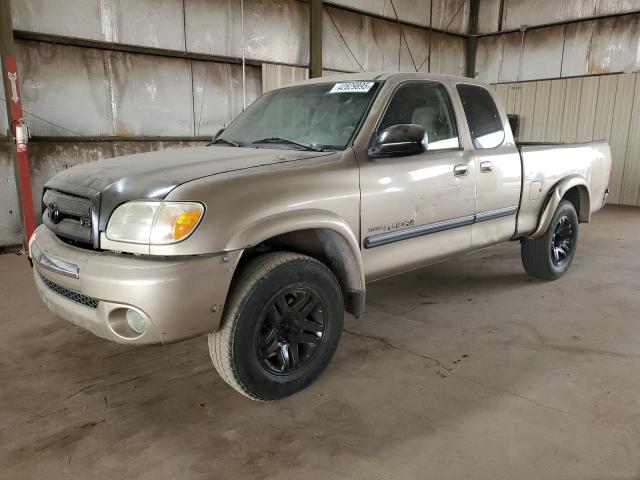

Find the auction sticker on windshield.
xmin=329 ymin=82 xmax=375 ymax=93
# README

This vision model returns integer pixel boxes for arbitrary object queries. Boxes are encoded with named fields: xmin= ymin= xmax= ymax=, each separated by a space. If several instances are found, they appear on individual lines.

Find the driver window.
xmin=378 ymin=82 xmax=460 ymax=151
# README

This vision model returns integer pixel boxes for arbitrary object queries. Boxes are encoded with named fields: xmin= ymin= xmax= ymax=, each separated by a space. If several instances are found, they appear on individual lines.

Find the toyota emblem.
xmin=47 ymin=202 xmax=62 ymax=224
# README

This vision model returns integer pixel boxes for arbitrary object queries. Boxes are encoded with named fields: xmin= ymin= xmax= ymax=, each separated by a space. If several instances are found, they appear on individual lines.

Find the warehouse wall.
xmin=493 ymin=73 xmax=640 ymax=206
xmin=477 ymin=0 xmax=640 ymax=34
xmin=2 ymin=0 xmax=469 ymax=246
xmin=476 ymin=15 xmax=640 ymax=83
xmin=476 ymin=0 xmax=640 ymax=207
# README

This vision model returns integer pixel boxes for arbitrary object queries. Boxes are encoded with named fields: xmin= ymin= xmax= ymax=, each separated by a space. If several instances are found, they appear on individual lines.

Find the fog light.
xmin=125 ymin=309 xmax=146 ymax=334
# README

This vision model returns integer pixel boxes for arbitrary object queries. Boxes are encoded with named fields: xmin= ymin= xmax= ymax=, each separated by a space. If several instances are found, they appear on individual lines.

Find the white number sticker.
xmin=329 ymin=82 xmax=375 ymax=94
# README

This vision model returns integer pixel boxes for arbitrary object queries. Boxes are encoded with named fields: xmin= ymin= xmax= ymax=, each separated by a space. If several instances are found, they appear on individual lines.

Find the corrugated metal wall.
xmin=493 ymin=73 xmax=640 ymax=206
xmin=0 ymin=0 xmax=469 ymax=246
xmin=323 ymin=5 xmax=466 ymax=74
xmin=476 ymin=2 xmax=640 ymax=83
xmin=476 ymin=16 xmax=640 ymax=84
xmin=327 ymin=0 xmax=470 ymax=33
xmin=478 ymin=0 xmax=640 ymax=34
xmin=478 ymin=1 xmax=640 ymax=207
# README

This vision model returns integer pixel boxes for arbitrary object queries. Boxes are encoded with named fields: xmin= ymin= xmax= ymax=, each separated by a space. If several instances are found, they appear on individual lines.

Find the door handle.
xmin=480 ymin=161 xmax=493 ymax=173
xmin=453 ymin=164 xmax=469 ymax=176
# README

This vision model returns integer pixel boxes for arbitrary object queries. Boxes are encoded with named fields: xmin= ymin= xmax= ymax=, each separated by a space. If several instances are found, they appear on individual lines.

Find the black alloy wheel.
xmin=521 ymin=200 xmax=579 ymax=281
xmin=256 ymin=287 xmax=327 ymax=375
xmin=209 ymin=252 xmax=344 ymax=400
xmin=550 ymin=215 xmax=575 ymax=266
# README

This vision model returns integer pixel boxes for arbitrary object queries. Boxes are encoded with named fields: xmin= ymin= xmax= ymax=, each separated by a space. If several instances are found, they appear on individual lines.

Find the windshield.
xmin=216 ymin=81 xmax=380 ymax=151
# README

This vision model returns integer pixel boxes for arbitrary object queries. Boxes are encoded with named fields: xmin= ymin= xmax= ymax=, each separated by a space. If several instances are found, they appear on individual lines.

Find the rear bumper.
xmin=29 ymin=225 xmax=240 ymax=345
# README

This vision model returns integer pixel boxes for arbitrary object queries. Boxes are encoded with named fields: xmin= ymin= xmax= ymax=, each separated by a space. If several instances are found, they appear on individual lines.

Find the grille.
xmin=39 ymin=273 xmax=99 ymax=309
xmin=42 ymin=189 xmax=93 ymax=245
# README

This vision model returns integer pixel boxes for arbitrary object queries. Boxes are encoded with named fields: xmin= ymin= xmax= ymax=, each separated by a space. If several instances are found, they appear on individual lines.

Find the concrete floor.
xmin=1 ymin=205 xmax=639 ymax=479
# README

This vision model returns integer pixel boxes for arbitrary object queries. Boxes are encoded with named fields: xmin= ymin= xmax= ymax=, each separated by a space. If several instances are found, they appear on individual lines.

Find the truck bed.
xmin=515 ymin=141 xmax=611 ymax=236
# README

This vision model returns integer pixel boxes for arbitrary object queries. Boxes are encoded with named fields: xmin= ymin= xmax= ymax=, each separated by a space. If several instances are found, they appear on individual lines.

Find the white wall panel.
xmin=561 ymin=21 xmax=594 ymax=77
xmin=498 ymin=33 xmax=523 ymax=82
xmin=478 ymin=0 xmax=501 ymax=34
xmin=326 ymin=0 xmax=469 ymax=34
xmin=475 ymin=34 xmax=501 ymax=83
xmin=545 ymin=79 xmax=566 ymax=142
xmin=401 ymin=24 xmax=433 ymax=73
xmin=530 ymin=80 xmax=550 ymax=140
xmin=430 ymin=33 xmax=466 ymax=76
xmin=262 ymin=64 xmax=308 ymax=93
xmin=493 ymin=72 xmax=640 ymax=206
xmin=595 ymin=0 xmax=640 ymax=15
xmin=322 ymin=6 xmax=400 ymax=72
xmin=108 ymin=52 xmax=194 ymax=137
xmin=516 ymin=82 xmax=536 ymax=141
xmin=322 ymin=5 xmax=466 ymax=75
xmin=185 ymin=0 xmax=309 ymax=66
xmin=11 ymin=0 xmax=186 ymax=50
xmin=493 ymin=83 xmax=509 ymax=108
xmin=502 ymin=0 xmax=596 ymax=30
xmin=480 ymin=0 xmax=640 ymax=35
xmin=592 ymin=75 xmax=617 ymax=141
xmin=506 ymin=82 xmax=522 ymax=114
xmin=520 ymin=26 xmax=564 ymax=81
xmin=15 ymin=40 xmax=261 ymax=139
xmin=190 ymin=62 xmax=261 ymax=136
xmin=559 ymin=77 xmax=582 ymax=143
xmin=575 ymin=76 xmax=598 ymax=142
xmin=607 ymin=74 xmax=635 ymax=204
xmin=587 ymin=16 xmax=640 ymax=75
xmin=16 ymin=41 xmax=113 ymax=137
xmin=477 ymin=15 xmax=640 ymax=83
xmin=621 ymin=74 xmax=640 ymax=206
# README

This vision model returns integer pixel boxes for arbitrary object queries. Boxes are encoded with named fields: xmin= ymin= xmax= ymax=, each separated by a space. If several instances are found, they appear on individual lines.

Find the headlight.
xmin=106 ymin=201 xmax=204 ymax=245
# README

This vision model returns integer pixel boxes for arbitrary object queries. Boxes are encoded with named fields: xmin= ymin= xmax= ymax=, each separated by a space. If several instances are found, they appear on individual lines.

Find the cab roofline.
xmin=286 ymin=72 xmax=489 ymax=89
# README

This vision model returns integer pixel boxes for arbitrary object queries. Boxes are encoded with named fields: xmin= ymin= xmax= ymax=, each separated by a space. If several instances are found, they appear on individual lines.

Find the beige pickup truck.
xmin=29 ymin=73 xmax=611 ymax=400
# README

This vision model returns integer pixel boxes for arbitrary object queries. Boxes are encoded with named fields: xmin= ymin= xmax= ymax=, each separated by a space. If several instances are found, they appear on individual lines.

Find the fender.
xmin=530 ymin=176 xmax=590 ymax=238
xmin=224 ymin=209 xmax=366 ymax=313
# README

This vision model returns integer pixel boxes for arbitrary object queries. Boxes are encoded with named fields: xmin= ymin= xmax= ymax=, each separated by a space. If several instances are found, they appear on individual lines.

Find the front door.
xmin=358 ymin=80 xmax=477 ymax=281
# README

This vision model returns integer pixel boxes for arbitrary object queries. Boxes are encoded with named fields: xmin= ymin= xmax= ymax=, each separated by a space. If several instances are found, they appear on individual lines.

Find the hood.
xmin=44 ymin=145 xmax=332 ymax=231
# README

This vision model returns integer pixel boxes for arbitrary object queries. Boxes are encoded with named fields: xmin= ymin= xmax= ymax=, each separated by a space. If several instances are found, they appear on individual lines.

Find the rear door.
xmin=357 ymin=80 xmax=477 ymax=281
xmin=455 ymin=83 xmax=522 ymax=248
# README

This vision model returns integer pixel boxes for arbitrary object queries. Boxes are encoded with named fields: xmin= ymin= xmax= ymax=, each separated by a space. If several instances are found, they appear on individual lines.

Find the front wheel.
xmin=209 ymin=252 xmax=344 ymax=401
xmin=521 ymin=200 xmax=579 ymax=280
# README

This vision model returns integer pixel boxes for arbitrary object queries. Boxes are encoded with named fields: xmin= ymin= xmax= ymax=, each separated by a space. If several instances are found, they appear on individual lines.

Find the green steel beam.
xmin=309 ymin=0 xmax=322 ymax=78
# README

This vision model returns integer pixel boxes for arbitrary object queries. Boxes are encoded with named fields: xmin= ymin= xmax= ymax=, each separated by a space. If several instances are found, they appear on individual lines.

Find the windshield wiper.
xmin=251 ymin=137 xmax=324 ymax=152
xmin=212 ymin=138 xmax=241 ymax=147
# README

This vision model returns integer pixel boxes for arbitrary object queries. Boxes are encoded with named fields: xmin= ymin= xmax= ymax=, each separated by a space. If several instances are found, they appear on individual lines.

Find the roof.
xmin=288 ymin=71 xmax=489 ymax=88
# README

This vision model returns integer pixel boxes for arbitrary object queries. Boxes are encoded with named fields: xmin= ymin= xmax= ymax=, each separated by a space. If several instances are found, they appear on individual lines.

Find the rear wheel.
xmin=521 ymin=200 xmax=579 ymax=280
xmin=209 ymin=252 xmax=343 ymax=401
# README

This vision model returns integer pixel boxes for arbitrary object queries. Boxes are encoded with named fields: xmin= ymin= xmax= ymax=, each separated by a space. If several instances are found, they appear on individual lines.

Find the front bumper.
xmin=29 ymin=225 xmax=240 ymax=345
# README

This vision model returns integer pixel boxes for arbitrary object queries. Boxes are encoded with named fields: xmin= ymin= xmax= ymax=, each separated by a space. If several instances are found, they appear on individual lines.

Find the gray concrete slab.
xmin=1 ymin=205 xmax=639 ymax=479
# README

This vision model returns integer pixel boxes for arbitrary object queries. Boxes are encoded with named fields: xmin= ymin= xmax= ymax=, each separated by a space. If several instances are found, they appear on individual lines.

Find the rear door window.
xmin=456 ymin=84 xmax=505 ymax=149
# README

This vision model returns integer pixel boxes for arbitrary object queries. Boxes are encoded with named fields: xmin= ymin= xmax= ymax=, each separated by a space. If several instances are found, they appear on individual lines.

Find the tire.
xmin=521 ymin=200 xmax=579 ymax=281
xmin=209 ymin=252 xmax=344 ymax=401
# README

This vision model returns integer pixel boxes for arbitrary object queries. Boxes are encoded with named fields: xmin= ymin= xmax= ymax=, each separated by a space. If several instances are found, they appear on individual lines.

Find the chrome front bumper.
xmin=29 ymin=225 xmax=240 ymax=345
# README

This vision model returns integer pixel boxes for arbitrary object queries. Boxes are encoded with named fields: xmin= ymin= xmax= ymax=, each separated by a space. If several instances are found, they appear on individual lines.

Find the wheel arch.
xmin=224 ymin=210 xmax=366 ymax=318
xmin=530 ymin=176 xmax=590 ymax=238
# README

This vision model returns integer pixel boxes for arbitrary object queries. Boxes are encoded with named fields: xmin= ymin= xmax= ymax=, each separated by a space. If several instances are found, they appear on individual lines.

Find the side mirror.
xmin=369 ymin=124 xmax=428 ymax=158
